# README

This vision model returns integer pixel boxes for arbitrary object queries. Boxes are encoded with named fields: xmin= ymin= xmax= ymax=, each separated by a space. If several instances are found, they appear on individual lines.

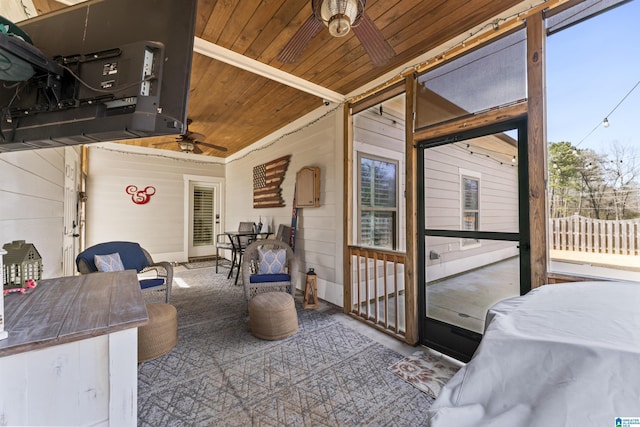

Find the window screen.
xmin=546 ymin=0 xmax=630 ymax=35
xmin=416 ymin=29 xmax=527 ymax=129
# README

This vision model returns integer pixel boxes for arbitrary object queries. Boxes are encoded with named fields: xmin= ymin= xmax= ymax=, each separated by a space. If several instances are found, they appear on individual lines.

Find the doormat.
xmin=183 ymin=259 xmax=231 ymax=270
xmin=182 ymin=260 xmax=216 ymax=269
xmin=388 ymin=350 xmax=461 ymax=399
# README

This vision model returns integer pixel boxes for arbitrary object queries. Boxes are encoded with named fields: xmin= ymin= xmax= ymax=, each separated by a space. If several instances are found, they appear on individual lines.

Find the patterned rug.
xmin=138 ymin=267 xmax=433 ymax=426
xmin=387 ymin=351 xmax=461 ymax=399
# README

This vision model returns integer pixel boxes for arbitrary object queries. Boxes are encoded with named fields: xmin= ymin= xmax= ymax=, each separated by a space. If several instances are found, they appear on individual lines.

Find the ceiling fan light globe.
xmin=328 ymin=14 xmax=351 ymax=37
xmin=179 ymin=141 xmax=194 ymax=152
xmin=320 ymin=0 xmax=360 ymax=37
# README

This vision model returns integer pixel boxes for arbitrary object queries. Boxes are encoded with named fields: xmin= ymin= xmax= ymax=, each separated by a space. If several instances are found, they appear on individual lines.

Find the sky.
xmin=546 ymin=0 xmax=639 ymax=154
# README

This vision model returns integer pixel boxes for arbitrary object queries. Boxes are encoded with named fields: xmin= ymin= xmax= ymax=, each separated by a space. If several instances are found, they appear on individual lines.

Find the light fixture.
xmin=319 ymin=0 xmax=362 ymax=38
xmin=179 ymin=141 xmax=194 ymax=153
xmin=603 ymin=118 xmax=610 ymax=128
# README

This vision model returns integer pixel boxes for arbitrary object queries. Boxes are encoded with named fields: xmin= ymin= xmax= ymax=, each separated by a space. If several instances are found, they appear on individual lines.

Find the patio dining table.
xmin=224 ymin=230 xmax=272 ymax=285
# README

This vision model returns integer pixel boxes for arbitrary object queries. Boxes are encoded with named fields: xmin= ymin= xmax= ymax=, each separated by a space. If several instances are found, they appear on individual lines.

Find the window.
xmin=461 ymin=174 xmax=480 ymax=247
xmin=193 ymin=186 xmax=214 ymax=246
xmin=359 ymin=155 xmax=398 ymax=249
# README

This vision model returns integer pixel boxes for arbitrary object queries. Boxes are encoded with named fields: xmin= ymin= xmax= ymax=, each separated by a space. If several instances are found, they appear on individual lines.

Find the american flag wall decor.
xmin=253 ymin=155 xmax=291 ymax=208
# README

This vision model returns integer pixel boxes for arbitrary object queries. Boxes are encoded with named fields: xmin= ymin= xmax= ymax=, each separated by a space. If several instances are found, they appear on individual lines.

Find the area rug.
xmin=182 ymin=260 xmax=219 ymax=269
xmin=137 ymin=267 xmax=434 ymax=426
xmin=388 ymin=351 xmax=461 ymax=399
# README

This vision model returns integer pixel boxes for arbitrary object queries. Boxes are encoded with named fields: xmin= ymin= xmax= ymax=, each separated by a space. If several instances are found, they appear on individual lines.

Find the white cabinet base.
xmin=0 ymin=329 xmax=137 ymax=426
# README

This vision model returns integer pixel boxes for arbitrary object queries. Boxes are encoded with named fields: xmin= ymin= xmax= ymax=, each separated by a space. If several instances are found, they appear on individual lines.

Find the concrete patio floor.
xmin=426 ymin=257 xmax=520 ymax=333
xmin=425 ymin=254 xmax=640 ymax=334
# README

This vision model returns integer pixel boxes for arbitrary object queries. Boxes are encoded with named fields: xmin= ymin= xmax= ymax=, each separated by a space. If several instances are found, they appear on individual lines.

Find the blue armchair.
xmin=75 ymin=241 xmax=173 ymax=303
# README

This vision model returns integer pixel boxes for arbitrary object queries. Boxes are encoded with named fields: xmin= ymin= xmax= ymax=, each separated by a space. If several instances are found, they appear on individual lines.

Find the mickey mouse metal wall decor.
xmin=126 ymin=185 xmax=156 ymax=205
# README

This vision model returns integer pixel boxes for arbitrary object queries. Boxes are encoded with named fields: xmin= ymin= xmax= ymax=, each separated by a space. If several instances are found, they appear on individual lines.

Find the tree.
xmin=601 ymin=142 xmax=639 ymax=219
xmin=548 ymin=141 xmax=640 ymax=220
xmin=548 ymin=141 xmax=582 ymax=217
xmin=577 ymin=149 xmax=607 ymax=219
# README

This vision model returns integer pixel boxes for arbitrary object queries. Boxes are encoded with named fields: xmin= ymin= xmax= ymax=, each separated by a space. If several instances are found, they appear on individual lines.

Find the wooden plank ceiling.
xmin=31 ymin=0 xmax=522 ymax=157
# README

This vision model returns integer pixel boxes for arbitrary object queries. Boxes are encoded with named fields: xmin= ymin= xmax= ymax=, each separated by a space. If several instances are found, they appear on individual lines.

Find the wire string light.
xmin=600 ymin=80 xmax=640 ymax=129
xmin=576 ymin=79 xmax=640 ymax=147
xmin=450 ymin=142 xmax=518 ymax=167
xmin=19 ymin=0 xmax=35 ymax=18
xmin=92 ymin=144 xmax=227 ymax=166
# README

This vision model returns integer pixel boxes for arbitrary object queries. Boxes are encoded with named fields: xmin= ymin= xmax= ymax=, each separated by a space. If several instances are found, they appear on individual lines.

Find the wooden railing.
xmin=550 ymin=215 xmax=640 ymax=255
xmin=348 ymin=246 xmax=406 ymax=341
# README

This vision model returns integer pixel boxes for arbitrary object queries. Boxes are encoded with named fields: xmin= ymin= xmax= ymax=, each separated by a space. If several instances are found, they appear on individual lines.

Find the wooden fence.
xmin=348 ymin=246 xmax=406 ymax=341
xmin=550 ymin=215 xmax=640 ymax=255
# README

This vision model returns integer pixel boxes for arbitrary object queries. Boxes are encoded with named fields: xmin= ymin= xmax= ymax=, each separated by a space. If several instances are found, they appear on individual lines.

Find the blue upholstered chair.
xmin=75 ymin=241 xmax=173 ymax=303
xmin=241 ymin=239 xmax=300 ymax=301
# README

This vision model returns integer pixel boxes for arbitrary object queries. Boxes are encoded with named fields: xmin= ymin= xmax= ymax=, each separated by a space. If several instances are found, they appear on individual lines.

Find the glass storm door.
xmin=417 ymin=121 xmax=531 ymax=361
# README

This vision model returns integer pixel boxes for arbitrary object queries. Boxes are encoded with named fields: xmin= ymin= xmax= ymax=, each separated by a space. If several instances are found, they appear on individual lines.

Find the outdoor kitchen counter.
xmin=0 ymin=270 xmax=148 ymax=427
xmin=0 ymin=270 xmax=148 ymax=357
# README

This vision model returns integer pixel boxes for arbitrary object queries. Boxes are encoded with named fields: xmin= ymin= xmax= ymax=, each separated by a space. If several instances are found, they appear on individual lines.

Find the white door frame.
xmin=63 ymin=147 xmax=81 ymax=276
xmin=183 ymin=175 xmax=225 ymax=260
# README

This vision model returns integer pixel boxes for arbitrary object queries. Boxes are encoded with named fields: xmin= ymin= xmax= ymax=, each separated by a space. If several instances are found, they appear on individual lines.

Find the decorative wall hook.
xmin=126 ymin=185 xmax=156 ymax=204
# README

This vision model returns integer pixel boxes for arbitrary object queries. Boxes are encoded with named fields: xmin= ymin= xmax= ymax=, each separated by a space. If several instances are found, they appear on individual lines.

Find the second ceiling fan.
xmin=153 ymin=119 xmax=227 ymax=154
xmin=277 ymin=0 xmax=395 ymax=66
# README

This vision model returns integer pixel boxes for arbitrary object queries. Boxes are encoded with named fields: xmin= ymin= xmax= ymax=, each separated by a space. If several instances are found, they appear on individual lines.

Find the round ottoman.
xmin=138 ymin=303 xmax=178 ymax=363
xmin=248 ymin=292 xmax=298 ymax=340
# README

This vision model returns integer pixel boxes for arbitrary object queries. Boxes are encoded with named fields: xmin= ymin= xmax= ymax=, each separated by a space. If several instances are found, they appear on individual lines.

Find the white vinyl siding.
xmin=425 ymin=144 xmax=518 ymax=273
xmin=0 ymin=148 xmax=67 ymax=280
xmin=225 ymin=109 xmax=344 ymax=306
xmin=85 ymin=145 xmax=225 ymax=261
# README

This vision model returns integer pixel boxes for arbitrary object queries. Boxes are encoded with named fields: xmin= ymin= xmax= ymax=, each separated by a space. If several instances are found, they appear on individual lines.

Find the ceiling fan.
xmin=277 ymin=0 xmax=395 ymax=66
xmin=153 ymin=119 xmax=227 ymax=154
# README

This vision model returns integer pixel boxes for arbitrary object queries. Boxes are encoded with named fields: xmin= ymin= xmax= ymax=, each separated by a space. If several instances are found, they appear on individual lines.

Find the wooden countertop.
xmin=0 ymin=270 xmax=148 ymax=357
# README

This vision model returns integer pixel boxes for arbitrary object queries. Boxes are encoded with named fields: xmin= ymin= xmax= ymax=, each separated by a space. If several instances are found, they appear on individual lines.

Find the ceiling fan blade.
xmin=352 ymin=13 xmax=395 ymax=66
xmin=191 ymin=144 xmax=203 ymax=154
xmin=153 ymin=140 xmax=179 ymax=146
xmin=185 ymin=131 xmax=206 ymax=141
xmin=277 ymin=14 xmax=323 ymax=64
xmin=197 ymin=141 xmax=228 ymax=152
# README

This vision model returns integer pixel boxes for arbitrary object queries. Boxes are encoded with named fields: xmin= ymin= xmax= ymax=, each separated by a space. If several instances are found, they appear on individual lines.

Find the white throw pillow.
xmin=94 ymin=252 xmax=125 ymax=272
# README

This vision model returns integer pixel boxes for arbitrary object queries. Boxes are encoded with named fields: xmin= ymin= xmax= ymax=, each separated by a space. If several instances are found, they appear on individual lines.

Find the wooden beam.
xmin=404 ymin=73 xmax=419 ymax=345
xmin=526 ymin=11 xmax=548 ymax=288
xmin=343 ymin=102 xmax=353 ymax=315
xmin=193 ymin=37 xmax=344 ymax=103
xmin=414 ymin=102 xmax=527 ymax=141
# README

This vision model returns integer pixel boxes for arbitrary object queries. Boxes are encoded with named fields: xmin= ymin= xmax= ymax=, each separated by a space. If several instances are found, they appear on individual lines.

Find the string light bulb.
xmin=603 ymin=118 xmax=610 ymax=128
